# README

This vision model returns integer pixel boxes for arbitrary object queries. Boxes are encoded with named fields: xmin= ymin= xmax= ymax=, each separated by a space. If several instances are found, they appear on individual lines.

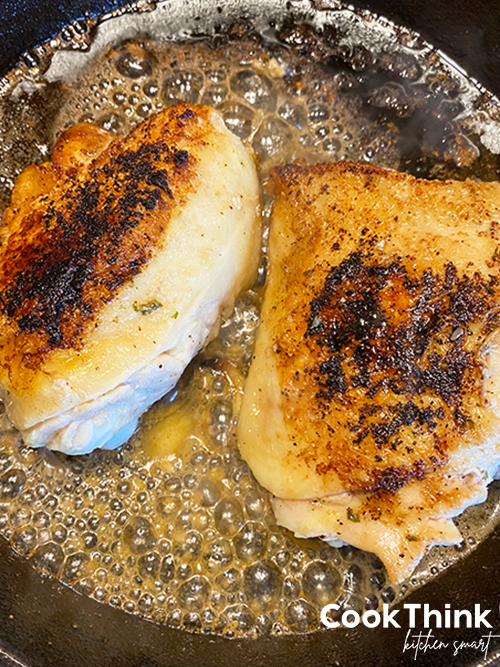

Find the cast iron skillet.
xmin=1 ymin=1 xmax=500 ymax=665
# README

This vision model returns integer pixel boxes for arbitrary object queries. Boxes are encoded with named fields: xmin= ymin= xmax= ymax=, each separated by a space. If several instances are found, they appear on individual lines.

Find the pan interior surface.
xmin=1 ymin=0 xmax=500 ymax=639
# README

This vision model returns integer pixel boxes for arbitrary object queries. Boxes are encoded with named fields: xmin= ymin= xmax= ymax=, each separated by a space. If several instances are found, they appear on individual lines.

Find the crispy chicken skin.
xmin=238 ymin=161 xmax=500 ymax=582
xmin=0 ymin=104 xmax=261 ymax=454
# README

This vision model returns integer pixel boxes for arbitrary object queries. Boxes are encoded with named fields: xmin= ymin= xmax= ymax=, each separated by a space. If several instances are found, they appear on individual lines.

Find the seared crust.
xmin=239 ymin=160 xmax=500 ymax=580
xmin=0 ymin=103 xmax=261 ymax=444
xmin=0 ymin=104 xmax=206 ymax=371
xmin=271 ymin=230 xmax=495 ymax=493
xmin=269 ymin=162 xmax=500 ymax=492
xmin=239 ymin=160 xmax=500 ymax=498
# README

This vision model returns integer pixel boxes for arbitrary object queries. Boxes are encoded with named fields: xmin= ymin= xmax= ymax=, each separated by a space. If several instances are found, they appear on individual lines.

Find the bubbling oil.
xmin=1 ymin=0 xmax=500 ymax=637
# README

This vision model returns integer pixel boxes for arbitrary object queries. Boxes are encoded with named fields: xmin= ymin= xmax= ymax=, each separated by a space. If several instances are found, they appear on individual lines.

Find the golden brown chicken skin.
xmin=0 ymin=104 xmax=261 ymax=454
xmin=238 ymin=161 xmax=500 ymax=581
xmin=1 ymin=106 xmax=201 ymax=375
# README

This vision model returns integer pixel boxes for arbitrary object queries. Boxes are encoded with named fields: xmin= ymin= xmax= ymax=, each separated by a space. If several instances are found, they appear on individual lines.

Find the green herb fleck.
xmin=493 ymin=245 xmax=500 ymax=263
xmin=406 ymin=534 xmax=419 ymax=542
xmin=466 ymin=418 xmax=476 ymax=430
xmin=347 ymin=507 xmax=360 ymax=523
xmin=133 ymin=300 xmax=163 ymax=315
xmin=172 ymin=311 xmax=179 ymax=319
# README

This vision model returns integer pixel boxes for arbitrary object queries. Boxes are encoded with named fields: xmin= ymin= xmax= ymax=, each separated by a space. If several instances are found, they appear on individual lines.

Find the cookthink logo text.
xmin=321 ymin=603 xmax=500 ymax=661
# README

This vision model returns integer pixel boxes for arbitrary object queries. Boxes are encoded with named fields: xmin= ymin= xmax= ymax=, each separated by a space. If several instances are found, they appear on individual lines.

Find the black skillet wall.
xmin=2 ymin=1 xmax=500 ymax=666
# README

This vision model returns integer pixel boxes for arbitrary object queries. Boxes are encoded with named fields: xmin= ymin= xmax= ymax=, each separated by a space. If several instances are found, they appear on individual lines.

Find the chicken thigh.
xmin=0 ymin=104 xmax=261 ymax=454
xmin=238 ymin=161 xmax=500 ymax=582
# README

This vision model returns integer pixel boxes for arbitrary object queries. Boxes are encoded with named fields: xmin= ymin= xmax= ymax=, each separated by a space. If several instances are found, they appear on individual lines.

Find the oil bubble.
xmin=11 ymin=526 xmax=37 ymax=556
xmin=115 ymin=45 xmax=153 ymax=79
xmin=204 ymin=538 xmax=233 ymax=568
xmin=230 ymin=70 xmax=276 ymax=111
xmin=214 ymin=497 xmax=243 ymax=536
xmin=244 ymin=560 xmax=283 ymax=612
xmin=32 ymin=542 xmax=64 ymax=577
xmin=302 ymin=561 xmax=341 ymax=606
xmin=216 ymin=567 xmax=241 ymax=593
xmin=0 ymin=468 xmax=26 ymax=500
xmin=201 ymin=84 xmax=228 ymax=106
xmin=138 ymin=551 xmax=160 ymax=578
xmin=123 ymin=516 xmax=156 ymax=554
xmin=143 ymin=80 xmax=159 ymax=97
xmin=62 ymin=551 xmax=89 ymax=582
xmin=378 ymin=51 xmax=421 ymax=80
xmin=245 ymin=490 xmax=266 ymax=519
xmin=222 ymin=604 xmax=255 ymax=632
xmin=157 ymin=495 xmax=181 ymax=518
xmin=198 ymin=478 xmax=222 ymax=507
xmin=162 ymin=70 xmax=204 ymax=105
xmin=278 ymin=101 xmax=306 ymax=129
xmin=253 ymin=117 xmax=292 ymax=161
xmin=234 ymin=522 xmax=268 ymax=562
xmin=308 ymin=103 xmax=329 ymax=124
xmin=177 ymin=575 xmax=210 ymax=611
xmin=368 ymin=82 xmax=415 ymax=117
xmin=284 ymin=599 xmax=318 ymax=632
xmin=159 ymin=554 xmax=175 ymax=583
